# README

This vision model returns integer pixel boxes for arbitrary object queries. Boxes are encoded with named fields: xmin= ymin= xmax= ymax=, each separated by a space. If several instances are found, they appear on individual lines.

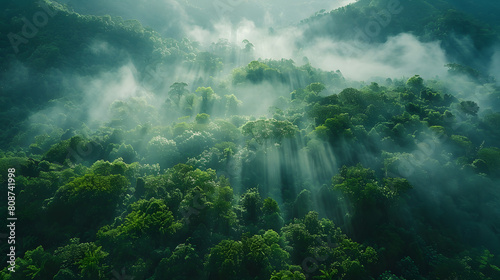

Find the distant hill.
xmin=444 ymin=0 xmax=500 ymax=28
xmin=300 ymin=0 xmax=499 ymax=70
xmin=0 ymin=0 xmax=198 ymax=148
xmin=58 ymin=0 xmax=356 ymax=35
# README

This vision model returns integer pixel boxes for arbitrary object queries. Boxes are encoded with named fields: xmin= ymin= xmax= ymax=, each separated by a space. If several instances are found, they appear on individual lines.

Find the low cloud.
xmin=302 ymin=34 xmax=449 ymax=80
xmin=490 ymin=47 xmax=500 ymax=85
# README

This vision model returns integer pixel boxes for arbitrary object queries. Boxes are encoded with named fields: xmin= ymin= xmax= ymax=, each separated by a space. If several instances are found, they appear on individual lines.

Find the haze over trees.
xmin=1 ymin=0 xmax=500 ymax=279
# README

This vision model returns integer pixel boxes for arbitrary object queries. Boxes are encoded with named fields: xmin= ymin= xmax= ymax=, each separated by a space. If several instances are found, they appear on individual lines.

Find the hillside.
xmin=0 ymin=0 xmax=499 ymax=279
xmin=300 ymin=0 xmax=499 ymax=70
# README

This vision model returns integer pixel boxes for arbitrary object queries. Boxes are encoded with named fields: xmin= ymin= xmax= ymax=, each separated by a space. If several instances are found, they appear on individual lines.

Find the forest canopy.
xmin=1 ymin=0 xmax=500 ymax=279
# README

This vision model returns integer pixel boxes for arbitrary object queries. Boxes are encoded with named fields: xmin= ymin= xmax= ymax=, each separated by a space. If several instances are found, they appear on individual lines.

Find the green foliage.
xmin=332 ymin=164 xmax=412 ymax=236
xmin=1 ymin=246 xmax=59 ymax=279
xmin=76 ymin=244 xmax=109 ymax=279
xmin=449 ymin=135 xmax=473 ymax=157
xmin=282 ymin=220 xmax=315 ymax=263
xmin=1 ymin=2 xmax=500 ymax=279
xmin=48 ymin=173 xmax=128 ymax=230
xmin=100 ymin=198 xmax=180 ymax=238
xmin=301 ymin=0 xmax=498 ymax=68
xmin=242 ymin=119 xmax=298 ymax=144
xmin=281 ymin=212 xmax=379 ymax=279
xmin=169 ymin=82 xmax=189 ymax=99
xmin=145 ymin=136 xmax=179 ymax=168
xmin=89 ymin=159 xmax=129 ymax=176
xmin=246 ymin=61 xmax=272 ymax=83
xmin=339 ymin=88 xmax=364 ymax=106
xmin=195 ymin=52 xmax=223 ymax=75
xmin=155 ymin=244 xmax=204 ymax=280
xmin=270 ymin=267 xmax=306 ymax=280
xmin=306 ymin=83 xmax=326 ymax=95
xmin=205 ymin=230 xmax=290 ymax=280
xmin=333 ymin=164 xmax=412 ymax=210
xmin=97 ymin=198 xmax=181 ymax=263
xmin=315 ymin=113 xmax=352 ymax=141
xmin=196 ymin=87 xmax=220 ymax=114
xmin=109 ymin=143 xmax=137 ymax=163
xmin=196 ymin=113 xmax=211 ymax=124
xmin=240 ymin=188 xmax=263 ymax=224
xmin=378 ymin=271 xmax=405 ymax=280
xmin=293 ymin=189 xmax=313 ymax=219
xmin=261 ymin=197 xmax=285 ymax=231
xmin=459 ymin=100 xmax=480 ymax=116
xmin=292 ymin=83 xmax=326 ymax=101
xmin=225 ymin=94 xmax=242 ymax=116
xmin=206 ymin=239 xmax=244 ymax=279
xmin=477 ymin=147 xmax=500 ymax=177
xmin=406 ymin=75 xmax=424 ymax=95
xmin=242 ymin=231 xmax=290 ymax=278
xmin=175 ymin=130 xmax=215 ymax=158
xmin=209 ymin=185 xmax=238 ymax=234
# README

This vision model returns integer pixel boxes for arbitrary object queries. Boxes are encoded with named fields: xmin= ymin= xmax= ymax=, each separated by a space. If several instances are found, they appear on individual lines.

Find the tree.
xmin=242 ymin=234 xmax=271 ymax=277
xmin=242 ymin=39 xmax=254 ymax=53
xmin=76 ymin=245 xmax=109 ymax=279
xmin=241 ymin=231 xmax=290 ymax=278
xmin=225 ymin=94 xmax=242 ymax=116
xmin=246 ymin=61 xmax=269 ymax=83
xmin=242 ymin=119 xmax=298 ymax=144
xmin=449 ymin=135 xmax=473 ymax=157
xmin=169 ymin=82 xmax=189 ymax=100
xmin=145 ymin=136 xmax=179 ymax=169
xmin=109 ymin=143 xmax=137 ymax=163
xmin=175 ymin=130 xmax=215 ymax=158
xmin=206 ymin=240 xmax=244 ymax=280
xmin=477 ymin=147 xmax=500 ymax=177
xmin=54 ymin=238 xmax=95 ymax=274
xmin=338 ymin=88 xmax=363 ymax=106
xmin=195 ymin=52 xmax=223 ymax=75
xmin=420 ymin=89 xmax=443 ymax=104
xmin=261 ymin=197 xmax=284 ymax=231
xmin=332 ymin=164 xmax=412 ymax=236
xmin=1 ymin=246 xmax=59 ymax=279
xmin=293 ymin=189 xmax=312 ymax=219
xmin=270 ymin=269 xmax=306 ymax=280
xmin=90 ymin=159 xmax=128 ymax=176
xmin=195 ymin=113 xmax=210 ymax=125
xmin=115 ymin=198 xmax=181 ymax=238
xmin=306 ymin=82 xmax=326 ymax=95
xmin=406 ymin=75 xmax=424 ymax=94
xmin=446 ymin=63 xmax=482 ymax=80
xmin=43 ymin=136 xmax=103 ymax=165
xmin=282 ymin=222 xmax=314 ymax=263
xmin=240 ymin=188 xmax=263 ymax=224
xmin=196 ymin=87 xmax=220 ymax=114
xmin=97 ymin=198 xmax=182 ymax=261
xmin=316 ymin=113 xmax=352 ymax=141
xmin=459 ymin=100 xmax=479 ymax=116
xmin=378 ymin=271 xmax=406 ymax=280
xmin=48 ymin=173 xmax=128 ymax=230
xmin=155 ymin=244 xmax=204 ymax=280
xmin=333 ymin=164 xmax=383 ymax=211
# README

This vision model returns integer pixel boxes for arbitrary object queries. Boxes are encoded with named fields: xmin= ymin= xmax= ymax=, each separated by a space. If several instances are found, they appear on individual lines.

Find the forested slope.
xmin=300 ymin=0 xmax=499 ymax=70
xmin=0 ymin=0 xmax=499 ymax=279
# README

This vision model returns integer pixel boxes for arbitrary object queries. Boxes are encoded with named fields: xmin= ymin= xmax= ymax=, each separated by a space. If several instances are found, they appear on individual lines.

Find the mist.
xmin=183 ymin=7 xmax=453 ymax=82
xmin=1 ymin=0 xmax=500 ymax=279
xmin=59 ymin=0 xmax=357 ymax=38
xmin=57 ymin=0 xmax=472 ymax=82
xmin=490 ymin=47 xmax=500 ymax=84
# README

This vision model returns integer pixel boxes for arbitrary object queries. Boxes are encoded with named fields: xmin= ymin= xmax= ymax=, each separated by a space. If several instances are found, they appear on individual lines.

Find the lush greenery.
xmin=301 ymin=0 xmax=500 ymax=70
xmin=1 ymin=0 xmax=500 ymax=279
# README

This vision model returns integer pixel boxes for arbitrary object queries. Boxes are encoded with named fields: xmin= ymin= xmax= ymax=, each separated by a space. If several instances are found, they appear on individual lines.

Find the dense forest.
xmin=1 ymin=0 xmax=500 ymax=279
